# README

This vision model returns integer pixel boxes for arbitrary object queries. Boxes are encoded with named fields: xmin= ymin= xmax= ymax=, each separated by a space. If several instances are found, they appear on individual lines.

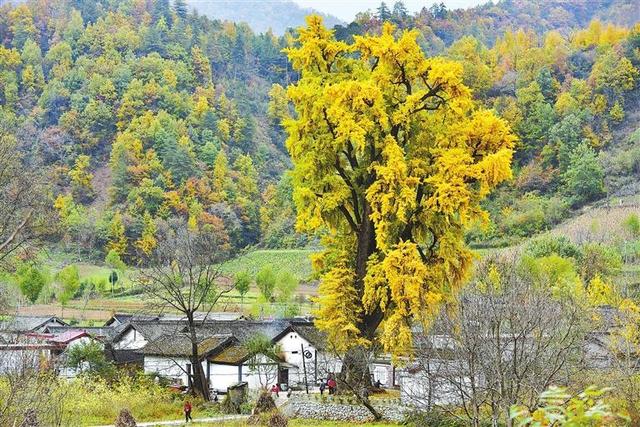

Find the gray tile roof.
xmin=139 ymin=333 xmax=234 ymax=358
xmin=0 ymin=316 xmax=68 ymax=332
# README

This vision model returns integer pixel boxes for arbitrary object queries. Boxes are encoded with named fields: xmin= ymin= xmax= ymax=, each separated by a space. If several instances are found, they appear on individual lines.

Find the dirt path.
xmin=93 ymin=414 xmax=249 ymax=427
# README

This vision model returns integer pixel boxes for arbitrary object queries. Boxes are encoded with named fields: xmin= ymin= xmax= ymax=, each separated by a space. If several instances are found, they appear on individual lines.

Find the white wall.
xmin=399 ymin=367 xmax=470 ymax=408
xmin=275 ymin=331 xmax=342 ymax=386
xmin=0 ymin=348 xmax=51 ymax=373
xmin=144 ymin=356 xmax=191 ymax=385
xmin=371 ymin=363 xmax=393 ymax=387
xmin=113 ymin=328 xmax=147 ymax=350
xmin=208 ymin=363 xmax=240 ymax=391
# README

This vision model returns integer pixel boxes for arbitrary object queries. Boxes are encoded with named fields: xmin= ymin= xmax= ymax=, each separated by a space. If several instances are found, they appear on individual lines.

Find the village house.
xmin=0 ymin=315 xmax=67 ymax=337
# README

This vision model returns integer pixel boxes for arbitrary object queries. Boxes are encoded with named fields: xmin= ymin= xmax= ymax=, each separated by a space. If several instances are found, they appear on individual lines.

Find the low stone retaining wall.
xmin=282 ymin=396 xmax=407 ymax=422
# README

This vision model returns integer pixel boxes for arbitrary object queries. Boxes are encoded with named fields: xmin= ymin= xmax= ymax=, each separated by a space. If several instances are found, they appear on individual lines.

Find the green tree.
xmin=274 ymin=271 xmax=298 ymax=303
xmin=16 ymin=264 xmax=48 ymax=303
xmin=562 ymin=143 xmax=605 ymax=206
xmin=174 ymin=0 xmax=188 ymax=19
xmin=256 ymin=267 xmax=276 ymax=302
xmin=376 ymin=2 xmax=392 ymax=21
xmin=67 ymin=341 xmax=114 ymax=376
xmin=234 ymin=271 xmax=251 ymax=305
xmin=245 ymin=334 xmax=280 ymax=388
xmin=56 ymin=264 xmax=80 ymax=308
xmin=105 ymin=249 xmax=126 ymax=273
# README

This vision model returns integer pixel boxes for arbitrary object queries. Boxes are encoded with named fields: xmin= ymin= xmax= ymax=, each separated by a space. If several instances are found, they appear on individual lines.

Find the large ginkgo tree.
xmin=277 ymin=17 xmax=515 ymax=360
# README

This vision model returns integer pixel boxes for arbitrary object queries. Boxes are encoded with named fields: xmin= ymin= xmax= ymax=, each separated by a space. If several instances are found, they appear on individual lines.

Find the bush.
xmin=624 ymin=213 xmax=640 ymax=237
xmin=403 ymin=410 xmax=467 ymax=427
xmin=525 ymin=235 xmax=581 ymax=260
xmin=579 ymin=243 xmax=622 ymax=282
xmin=268 ymin=411 xmax=288 ymax=427
xmin=62 ymin=373 xmax=181 ymax=425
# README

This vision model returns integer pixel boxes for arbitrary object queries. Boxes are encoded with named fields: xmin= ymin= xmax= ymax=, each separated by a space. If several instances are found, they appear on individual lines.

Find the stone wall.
xmin=282 ymin=396 xmax=407 ymax=422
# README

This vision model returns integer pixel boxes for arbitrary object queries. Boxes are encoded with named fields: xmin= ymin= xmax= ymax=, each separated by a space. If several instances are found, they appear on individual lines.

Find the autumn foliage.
xmin=280 ymin=17 xmax=515 ymax=356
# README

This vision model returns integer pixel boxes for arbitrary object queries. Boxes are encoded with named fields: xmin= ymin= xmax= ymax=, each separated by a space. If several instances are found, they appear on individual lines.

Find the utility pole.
xmin=301 ymin=343 xmax=309 ymax=394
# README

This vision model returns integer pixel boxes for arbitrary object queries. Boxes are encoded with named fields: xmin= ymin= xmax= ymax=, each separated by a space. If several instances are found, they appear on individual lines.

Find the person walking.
xmin=270 ymin=383 xmax=280 ymax=398
xmin=327 ymin=377 xmax=337 ymax=395
xmin=319 ymin=379 xmax=326 ymax=396
xmin=183 ymin=400 xmax=193 ymax=423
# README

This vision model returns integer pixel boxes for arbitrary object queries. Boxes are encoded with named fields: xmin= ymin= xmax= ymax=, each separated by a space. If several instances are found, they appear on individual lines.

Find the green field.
xmin=24 ymin=249 xmax=318 ymax=321
xmin=218 ymin=249 xmax=315 ymax=282
xmin=45 ymin=249 xmax=315 ymax=288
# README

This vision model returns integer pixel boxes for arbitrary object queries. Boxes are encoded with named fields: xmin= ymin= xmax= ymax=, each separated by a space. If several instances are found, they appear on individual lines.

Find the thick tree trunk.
xmin=354 ymin=201 xmax=383 ymax=340
xmin=340 ymin=347 xmax=383 ymax=420
xmin=188 ymin=315 xmax=210 ymax=401
xmin=341 ymin=201 xmax=384 ymax=420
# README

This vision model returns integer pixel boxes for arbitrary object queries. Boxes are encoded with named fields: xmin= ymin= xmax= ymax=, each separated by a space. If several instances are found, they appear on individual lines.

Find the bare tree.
xmin=402 ymin=254 xmax=591 ymax=427
xmin=0 ymin=123 xmax=53 ymax=264
xmin=0 ymin=346 xmax=68 ymax=426
xmin=138 ymin=219 xmax=232 ymax=400
xmin=601 ymin=303 xmax=640 ymax=425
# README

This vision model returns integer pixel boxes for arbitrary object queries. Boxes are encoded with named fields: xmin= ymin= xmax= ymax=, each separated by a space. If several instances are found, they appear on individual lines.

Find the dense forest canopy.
xmin=0 ymin=0 xmax=639 ymax=267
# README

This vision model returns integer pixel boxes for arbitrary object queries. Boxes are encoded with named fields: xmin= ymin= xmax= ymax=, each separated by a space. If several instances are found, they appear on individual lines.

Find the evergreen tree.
xmin=377 ymin=2 xmax=392 ymax=21
xmin=152 ymin=0 xmax=172 ymax=24
xmin=174 ymin=0 xmax=189 ymax=19
xmin=392 ymin=1 xmax=408 ymax=22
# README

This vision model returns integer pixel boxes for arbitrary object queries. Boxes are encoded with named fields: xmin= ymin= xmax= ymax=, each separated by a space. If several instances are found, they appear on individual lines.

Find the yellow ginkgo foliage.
xmin=280 ymin=17 xmax=515 ymax=358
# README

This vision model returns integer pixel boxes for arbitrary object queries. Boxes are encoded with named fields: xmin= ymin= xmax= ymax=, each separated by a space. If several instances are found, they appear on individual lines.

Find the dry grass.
xmin=550 ymin=199 xmax=640 ymax=245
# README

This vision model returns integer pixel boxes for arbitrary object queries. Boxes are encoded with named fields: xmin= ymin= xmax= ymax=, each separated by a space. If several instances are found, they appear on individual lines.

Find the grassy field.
xmin=23 ymin=249 xmax=317 ymax=322
xmin=47 ymin=249 xmax=314 ymax=287
xmin=218 ymin=249 xmax=314 ymax=282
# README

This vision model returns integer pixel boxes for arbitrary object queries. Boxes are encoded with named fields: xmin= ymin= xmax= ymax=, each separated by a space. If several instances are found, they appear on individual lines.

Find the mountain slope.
xmin=186 ymin=0 xmax=342 ymax=34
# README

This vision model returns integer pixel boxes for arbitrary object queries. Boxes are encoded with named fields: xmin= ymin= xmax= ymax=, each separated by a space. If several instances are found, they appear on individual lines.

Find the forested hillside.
xmin=0 ymin=0 xmax=304 ymax=266
xmin=0 ymin=0 xmax=639 ymax=269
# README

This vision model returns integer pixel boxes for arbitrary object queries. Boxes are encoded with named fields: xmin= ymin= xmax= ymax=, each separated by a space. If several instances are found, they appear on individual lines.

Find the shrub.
xmin=579 ymin=243 xmax=623 ymax=282
xmin=62 ymin=373 xmax=181 ymax=425
xmin=403 ymin=410 xmax=467 ymax=427
xmin=525 ymin=235 xmax=581 ymax=260
xmin=500 ymin=196 xmax=548 ymax=237
xmin=67 ymin=341 xmax=115 ymax=378
xmin=511 ymin=386 xmax=623 ymax=426
xmin=620 ymin=239 xmax=640 ymax=264
xmin=268 ymin=411 xmax=288 ymax=427
xmin=623 ymin=213 xmax=640 ymax=237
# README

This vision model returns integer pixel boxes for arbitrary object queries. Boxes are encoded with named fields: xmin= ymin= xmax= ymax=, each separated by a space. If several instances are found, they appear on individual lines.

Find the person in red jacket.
xmin=327 ymin=378 xmax=337 ymax=395
xmin=183 ymin=400 xmax=193 ymax=423
xmin=270 ymin=383 xmax=281 ymax=398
